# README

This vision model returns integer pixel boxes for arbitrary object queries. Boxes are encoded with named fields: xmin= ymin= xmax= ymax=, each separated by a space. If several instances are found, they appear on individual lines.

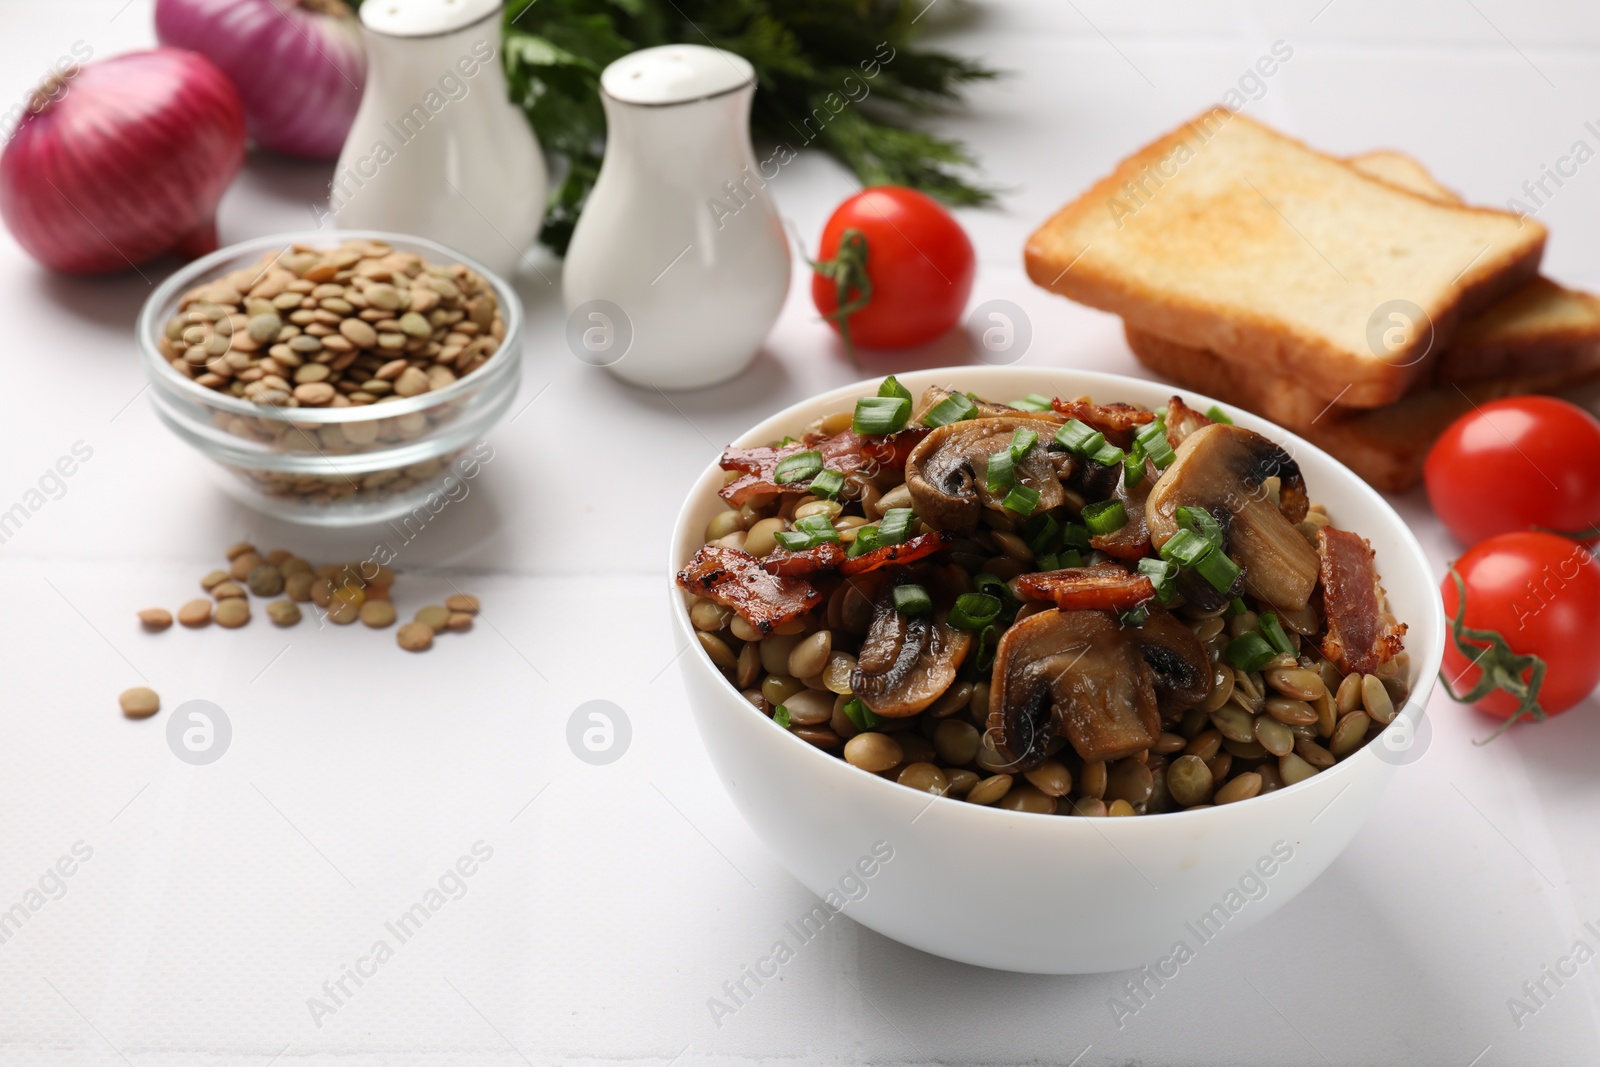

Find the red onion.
xmin=0 ymin=49 xmax=246 ymax=275
xmin=156 ymin=0 xmax=366 ymax=160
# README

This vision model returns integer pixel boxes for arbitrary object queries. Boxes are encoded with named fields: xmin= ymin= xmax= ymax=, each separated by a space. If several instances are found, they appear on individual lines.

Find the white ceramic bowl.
xmin=669 ymin=367 xmax=1444 ymax=974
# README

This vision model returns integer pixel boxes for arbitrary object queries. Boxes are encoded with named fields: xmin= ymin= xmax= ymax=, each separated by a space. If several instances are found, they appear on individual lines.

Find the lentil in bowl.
xmin=137 ymin=231 xmax=521 ymax=526
xmin=677 ymin=377 xmax=1413 ymax=817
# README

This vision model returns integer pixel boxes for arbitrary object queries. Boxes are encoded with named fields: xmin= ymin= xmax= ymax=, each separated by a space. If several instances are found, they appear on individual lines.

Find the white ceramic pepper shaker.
xmin=330 ymin=0 xmax=546 ymax=279
xmin=563 ymin=45 xmax=790 ymax=391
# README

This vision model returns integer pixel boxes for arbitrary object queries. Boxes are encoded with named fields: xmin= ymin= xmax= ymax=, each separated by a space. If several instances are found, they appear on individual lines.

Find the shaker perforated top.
xmin=600 ymin=45 xmax=756 ymax=106
xmin=360 ymin=0 xmax=501 ymax=37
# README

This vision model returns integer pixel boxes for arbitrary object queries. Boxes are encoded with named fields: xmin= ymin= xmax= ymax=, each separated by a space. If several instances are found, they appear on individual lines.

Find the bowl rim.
xmin=136 ymin=229 xmax=524 ymax=425
xmin=669 ymin=365 xmax=1447 ymax=827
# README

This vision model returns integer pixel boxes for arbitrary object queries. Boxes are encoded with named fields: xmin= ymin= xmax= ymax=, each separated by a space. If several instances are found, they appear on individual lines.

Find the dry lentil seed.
xmin=138 ymin=608 xmax=173 ymax=631
xmin=1361 ymin=673 xmax=1396 ymax=724
xmin=444 ymin=594 xmax=479 ymax=614
xmin=414 ymin=605 xmax=450 ymax=632
xmin=267 ymin=600 xmax=302 ymax=626
xmin=247 ymin=565 xmax=284 ymax=596
xmin=119 ymin=687 xmax=160 ymax=719
xmin=285 ymin=573 xmax=315 ymax=602
xmin=1214 ymin=772 xmax=1263 ymax=805
xmin=897 ymin=763 xmax=949 ymax=795
xmin=397 ymin=621 xmax=434 ymax=651
xmin=844 ymin=732 xmax=902 ymax=772
xmin=200 ymin=569 xmax=228 ymax=590
xmin=230 ymin=552 xmax=263 ymax=580
xmin=215 ymin=599 xmax=250 ymax=628
xmin=210 ymin=580 xmax=246 ymax=600
xmin=225 ymin=542 xmax=256 ymax=560
xmin=178 ymin=599 xmax=212 ymax=627
xmin=327 ymin=598 xmax=359 ymax=625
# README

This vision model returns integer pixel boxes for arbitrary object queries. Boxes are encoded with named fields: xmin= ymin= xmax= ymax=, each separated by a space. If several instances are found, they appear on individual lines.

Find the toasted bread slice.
xmin=1344 ymin=150 xmax=1462 ymax=202
xmin=1125 ymin=325 xmax=1600 ymax=491
xmin=1025 ymin=110 xmax=1547 ymax=406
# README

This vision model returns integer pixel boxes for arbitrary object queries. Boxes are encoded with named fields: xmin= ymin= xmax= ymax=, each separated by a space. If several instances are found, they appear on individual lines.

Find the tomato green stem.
xmin=1436 ymin=565 xmax=1550 ymax=743
xmin=810 ymin=227 xmax=872 ymax=368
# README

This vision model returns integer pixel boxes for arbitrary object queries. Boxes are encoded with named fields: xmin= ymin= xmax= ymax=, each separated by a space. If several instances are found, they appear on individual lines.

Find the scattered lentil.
xmin=119 ymin=687 xmax=160 ymax=719
xmin=138 ymin=608 xmax=172 ymax=631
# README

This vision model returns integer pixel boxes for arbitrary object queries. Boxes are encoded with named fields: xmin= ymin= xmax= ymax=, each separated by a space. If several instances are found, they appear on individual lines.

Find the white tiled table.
xmin=3 ymin=2 xmax=1598 ymax=1064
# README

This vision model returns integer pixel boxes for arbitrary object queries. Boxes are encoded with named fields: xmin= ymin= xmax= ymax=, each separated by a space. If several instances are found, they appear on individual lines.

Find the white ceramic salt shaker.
xmin=330 ymin=0 xmax=546 ymax=278
xmin=563 ymin=45 xmax=790 ymax=391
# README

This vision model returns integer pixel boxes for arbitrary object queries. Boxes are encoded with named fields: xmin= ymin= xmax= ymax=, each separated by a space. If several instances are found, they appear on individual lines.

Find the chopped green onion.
xmin=1058 ymin=548 xmax=1084 ymax=569
xmin=842 ymin=697 xmax=881 ymax=731
xmin=1001 ymin=484 xmax=1040 ymax=516
xmin=1194 ymin=545 xmax=1242 ymax=593
xmin=985 ymin=447 xmax=1016 ymax=493
xmin=774 ymin=449 xmax=823 ymax=484
xmin=893 ymin=583 xmax=932 ymax=616
xmin=1120 ymin=607 xmax=1149 ymax=627
xmin=949 ymin=592 xmax=1003 ymax=630
xmin=1176 ymin=506 xmax=1224 ymax=550
xmin=1023 ymin=513 xmax=1061 ymax=556
xmin=1133 ymin=420 xmax=1166 ymax=447
xmin=1060 ymin=523 xmax=1091 ymax=550
xmin=1010 ymin=427 xmax=1039 ymax=459
xmin=772 ymin=705 xmax=792 ymax=729
xmin=974 ymin=625 xmax=1001 ymax=672
xmin=974 ymin=572 xmax=1011 ymax=601
xmin=780 ymin=435 xmax=798 ymax=445
xmin=1124 ymin=444 xmax=1147 ymax=488
xmin=922 ymin=393 xmax=978 ymax=427
xmin=846 ymin=525 xmax=881 ymax=558
xmin=1010 ymin=393 xmax=1054 ymax=413
xmin=1206 ymin=404 xmax=1234 ymax=425
xmin=1082 ymin=499 xmax=1127 ymax=536
xmin=1137 ymin=557 xmax=1179 ymax=604
xmin=1258 ymin=612 xmax=1294 ymax=656
xmin=1159 ymin=528 xmax=1213 ymax=567
xmin=1226 ymin=631 xmax=1277 ymax=673
xmin=852 ymin=396 xmax=911 ymax=435
xmin=1145 ymin=433 xmax=1176 ymax=470
xmin=793 ymin=513 xmax=839 ymax=541
xmin=1054 ymin=419 xmax=1104 ymax=455
xmin=773 ymin=530 xmax=813 ymax=551
xmin=808 ymin=469 xmax=845 ymax=499
xmin=1226 ymin=597 xmax=1248 ymax=616
xmin=877 ymin=507 xmax=915 ymax=545
xmin=878 ymin=375 xmax=913 ymax=403
xmin=1090 ymin=441 xmax=1125 ymax=468
xmin=1035 ymin=552 xmax=1060 ymax=572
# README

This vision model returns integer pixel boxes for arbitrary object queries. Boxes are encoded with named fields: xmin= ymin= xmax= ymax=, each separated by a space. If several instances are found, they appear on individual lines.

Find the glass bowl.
xmin=137 ymin=231 xmax=522 ymax=527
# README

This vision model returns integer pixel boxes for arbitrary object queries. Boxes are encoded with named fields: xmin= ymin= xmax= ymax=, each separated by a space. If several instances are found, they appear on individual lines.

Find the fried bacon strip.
xmin=1013 ymin=564 xmax=1155 ymax=612
xmin=761 ymin=541 xmax=846 ymax=577
xmin=860 ymin=427 xmax=931 ymax=471
xmin=677 ymin=545 xmax=822 ymax=633
xmin=719 ymin=431 xmax=873 ymax=505
xmin=1316 ymin=527 xmax=1406 ymax=675
xmin=1162 ymin=395 xmax=1215 ymax=450
xmin=1051 ymin=397 xmax=1155 ymax=447
xmin=838 ymin=531 xmax=951 ymax=576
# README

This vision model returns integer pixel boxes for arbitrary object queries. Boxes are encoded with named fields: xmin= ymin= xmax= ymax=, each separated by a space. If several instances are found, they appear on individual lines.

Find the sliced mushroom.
xmin=988 ymin=609 xmax=1161 ymax=768
xmin=1145 ymin=423 xmax=1319 ymax=612
xmin=851 ymin=586 xmax=973 ymax=717
xmin=1135 ymin=609 xmax=1213 ymax=714
xmin=912 ymin=385 xmax=1032 ymax=423
xmin=906 ymin=418 xmax=1066 ymax=533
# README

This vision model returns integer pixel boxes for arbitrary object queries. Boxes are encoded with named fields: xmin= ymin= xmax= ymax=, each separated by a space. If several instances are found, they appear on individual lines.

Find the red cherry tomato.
xmin=811 ymin=186 xmax=975 ymax=350
xmin=1439 ymin=532 xmax=1600 ymax=724
xmin=1425 ymin=396 xmax=1600 ymax=545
